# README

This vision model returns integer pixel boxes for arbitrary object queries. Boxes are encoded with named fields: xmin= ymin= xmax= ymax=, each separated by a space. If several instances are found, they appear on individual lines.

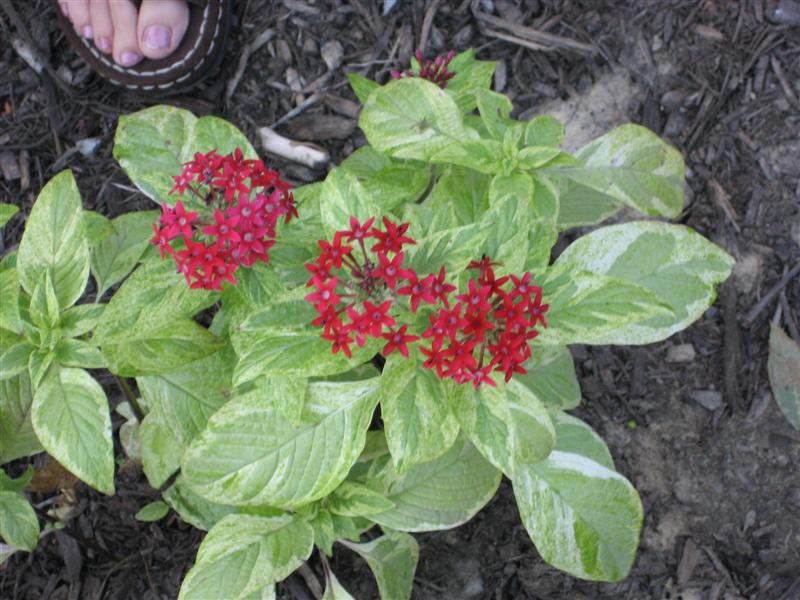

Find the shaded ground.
xmin=1 ymin=0 xmax=799 ymax=598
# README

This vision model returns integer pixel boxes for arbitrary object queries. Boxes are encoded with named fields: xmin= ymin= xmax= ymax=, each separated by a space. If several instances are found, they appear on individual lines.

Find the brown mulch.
xmin=2 ymin=1 xmax=800 ymax=599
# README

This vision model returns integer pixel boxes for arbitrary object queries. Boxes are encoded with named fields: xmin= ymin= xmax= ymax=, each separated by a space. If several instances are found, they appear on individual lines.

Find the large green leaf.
xmin=768 ymin=324 xmax=800 ymax=430
xmin=17 ymin=171 xmax=90 ymax=309
xmin=346 ymin=72 xmax=379 ymax=105
xmin=451 ymin=379 xmax=555 ymax=477
xmin=542 ymin=222 xmax=734 ymax=344
xmin=178 ymin=514 xmax=313 ymax=600
xmin=542 ymin=124 xmax=685 ymax=218
xmin=31 ymin=367 xmax=114 ymax=494
xmin=94 ymin=260 xmax=220 ymax=376
xmin=231 ymin=291 xmax=378 ymax=385
xmin=0 ymin=372 xmax=42 ymax=462
xmin=114 ymin=105 xmax=257 ymax=205
xmin=339 ymin=531 xmax=419 ymax=600
xmin=515 ymin=346 xmax=581 ymax=410
xmin=359 ymin=78 xmax=476 ymax=161
xmin=183 ymin=377 xmax=379 ymax=508
xmin=513 ymin=451 xmax=642 ymax=581
xmin=366 ymin=435 xmax=501 ymax=531
xmin=536 ymin=270 xmax=675 ymax=346
xmin=380 ymin=353 xmax=459 ymax=473
xmin=405 ymin=222 xmax=488 ymax=276
xmin=0 ymin=492 xmax=39 ymax=552
xmin=525 ymin=116 xmax=565 ymax=148
xmin=91 ymin=211 xmax=158 ymax=298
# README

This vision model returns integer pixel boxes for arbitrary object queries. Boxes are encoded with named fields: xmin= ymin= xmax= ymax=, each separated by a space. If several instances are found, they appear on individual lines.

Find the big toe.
xmin=137 ymin=0 xmax=189 ymax=60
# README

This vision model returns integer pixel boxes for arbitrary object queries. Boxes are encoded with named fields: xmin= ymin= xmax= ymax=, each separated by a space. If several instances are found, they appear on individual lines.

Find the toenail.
xmin=143 ymin=25 xmax=172 ymax=50
xmin=60 ymin=3 xmax=68 ymax=16
xmin=120 ymin=51 xmax=142 ymax=67
xmin=82 ymin=25 xmax=93 ymax=39
xmin=97 ymin=37 xmax=111 ymax=52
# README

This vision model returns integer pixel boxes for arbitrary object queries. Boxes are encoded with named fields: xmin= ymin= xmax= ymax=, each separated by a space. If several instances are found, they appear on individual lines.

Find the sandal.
xmin=55 ymin=0 xmax=232 ymax=93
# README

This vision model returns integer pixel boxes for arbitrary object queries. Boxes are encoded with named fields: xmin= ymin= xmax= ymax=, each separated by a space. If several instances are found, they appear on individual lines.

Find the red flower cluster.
xmin=305 ymin=216 xmax=426 ymax=359
xmin=307 ymin=217 xmax=549 ymax=389
xmin=418 ymin=257 xmax=549 ymax=389
xmin=391 ymin=49 xmax=457 ymax=89
xmin=151 ymin=149 xmax=296 ymax=290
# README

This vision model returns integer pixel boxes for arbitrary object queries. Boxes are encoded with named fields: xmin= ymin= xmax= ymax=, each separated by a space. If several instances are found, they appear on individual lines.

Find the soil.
xmin=1 ymin=1 xmax=800 ymax=599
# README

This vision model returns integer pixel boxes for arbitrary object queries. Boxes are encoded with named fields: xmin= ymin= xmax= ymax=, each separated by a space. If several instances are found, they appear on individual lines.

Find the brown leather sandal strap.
xmin=55 ymin=0 xmax=231 ymax=93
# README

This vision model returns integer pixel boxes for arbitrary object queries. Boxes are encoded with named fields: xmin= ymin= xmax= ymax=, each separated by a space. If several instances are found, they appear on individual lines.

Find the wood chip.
xmin=677 ymin=538 xmax=701 ymax=587
xmin=320 ymin=40 xmax=344 ymax=71
xmin=689 ymin=390 xmax=724 ymax=411
xmin=259 ymin=127 xmax=329 ymax=170
xmin=289 ymin=115 xmax=356 ymax=141
xmin=709 ymin=180 xmax=741 ymax=233
xmin=0 ymin=150 xmax=21 ymax=181
xmin=694 ymin=24 xmax=725 ymax=41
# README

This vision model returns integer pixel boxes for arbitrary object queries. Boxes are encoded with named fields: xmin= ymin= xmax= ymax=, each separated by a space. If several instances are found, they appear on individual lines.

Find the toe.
xmin=64 ymin=0 xmax=93 ymax=40
xmin=109 ymin=0 xmax=141 ymax=67
xmin=137 ymin=0 xmax=189 ymax=60
xmin=89 ymin=0 xmax=113 ymax=54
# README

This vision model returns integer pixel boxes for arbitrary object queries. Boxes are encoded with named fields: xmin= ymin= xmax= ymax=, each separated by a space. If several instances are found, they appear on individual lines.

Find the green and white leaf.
xmin=232 ymin=291 xmax=378 ymax=385
xmin=525 ymin=116 xmax=565 ymax=148
xmin=515 ymin=346 xmax=581 ymax=410
xmin=542 ymin=222 xmax=734 ymax=344
xmin=17 ymin=171 xmax=90 ymax=309
xmin=360 ymin=78 xmax=476 ymax=161
xmin=0 ymin=342 xmax=34 ymax=381
xmin=513 ymin=451 xmax=642 ymax=581
xmin=329 ymin=481 xmax=395 ymax=517
xmin=542 ymin=124 xmax=684 ymax=218
xmin=536 ymin=269 xmax=675 ymax=346
xmin=137 ymin=347 xmax=235 ymax=457
xmin=140 ymin=409 xmax=186 ymax=488
xmin=550 ymin=177 xmax=622 ymax=230
xmin=322 ymin=569 xmax=356 ymax=600
xmin=451 ymin=379 xmax=555 ymax=477
xmin=444 ymin=49 xmax=498 ymax=114
xmin=319 ymin=167 xmax=380 ymax=236
xmin=31 ymin=367 xmax=114 ymax=494
xmin=768 ymin=323 xmax=800 ymax=430
xmin=380 ymin=353 xmax=460 ymax=473
xmin=0 ymin=267 xmax=22 ymax=335
xmin=163 ymin=475 xmax=241 ymax=531
xmin=366 ymin=435 xmax=501 ymax=531
xmin=90 ymin=211 xmax=159 ymax=298
xmin=0 ymin=492 xmax=39 ymax=552
xmin=59 ymin=303 xmax=104 ymax=338
xmin=95 ymin=260 xmax=220 ymax=376
xmin=178 ymin=514 xmax=313 ymax=600
xmin=55 ymin=339 xmax=105 ymax=369
xmin=0 ymin=372 xmax=42 ymax=462
xmin=114 ymin=105 xmax=257 ymax=205
xmin=551 ymin=411 xmax=614 ymax=469
xmin=339 ymin=531 xmax=419 ymax=600
xmin=339 ymin=146 xmax=431 ymax=213
xmin=183 ymin=378 xmax=379 ymax=508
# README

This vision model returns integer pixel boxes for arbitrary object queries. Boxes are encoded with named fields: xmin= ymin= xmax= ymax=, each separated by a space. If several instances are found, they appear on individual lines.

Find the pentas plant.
xmin=4 ymin=48 xmax=736 ymax=600
xmin=390 ymin=49 xmax=457 ymax=88
xmin=151 ymin=149 xmax=297 ymax=290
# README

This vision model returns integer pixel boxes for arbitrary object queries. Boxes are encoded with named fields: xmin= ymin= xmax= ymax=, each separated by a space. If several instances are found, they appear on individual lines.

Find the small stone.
xmin=666 ymin=343 xmax=696 ymax=363
xmin=321 ymin=40 xmax=343 ymax=70
xmin=689 ymin=390 xmax=723 ymax=411
xmin=76 ymin=138 xmax=102 ymax=156
xmin=768 ymin=0 xmax=800 ymax=26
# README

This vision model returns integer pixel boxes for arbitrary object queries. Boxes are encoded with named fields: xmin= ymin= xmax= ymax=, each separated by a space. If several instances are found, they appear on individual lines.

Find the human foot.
xmin=59 ymin=0 xmax=190 ymax=67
